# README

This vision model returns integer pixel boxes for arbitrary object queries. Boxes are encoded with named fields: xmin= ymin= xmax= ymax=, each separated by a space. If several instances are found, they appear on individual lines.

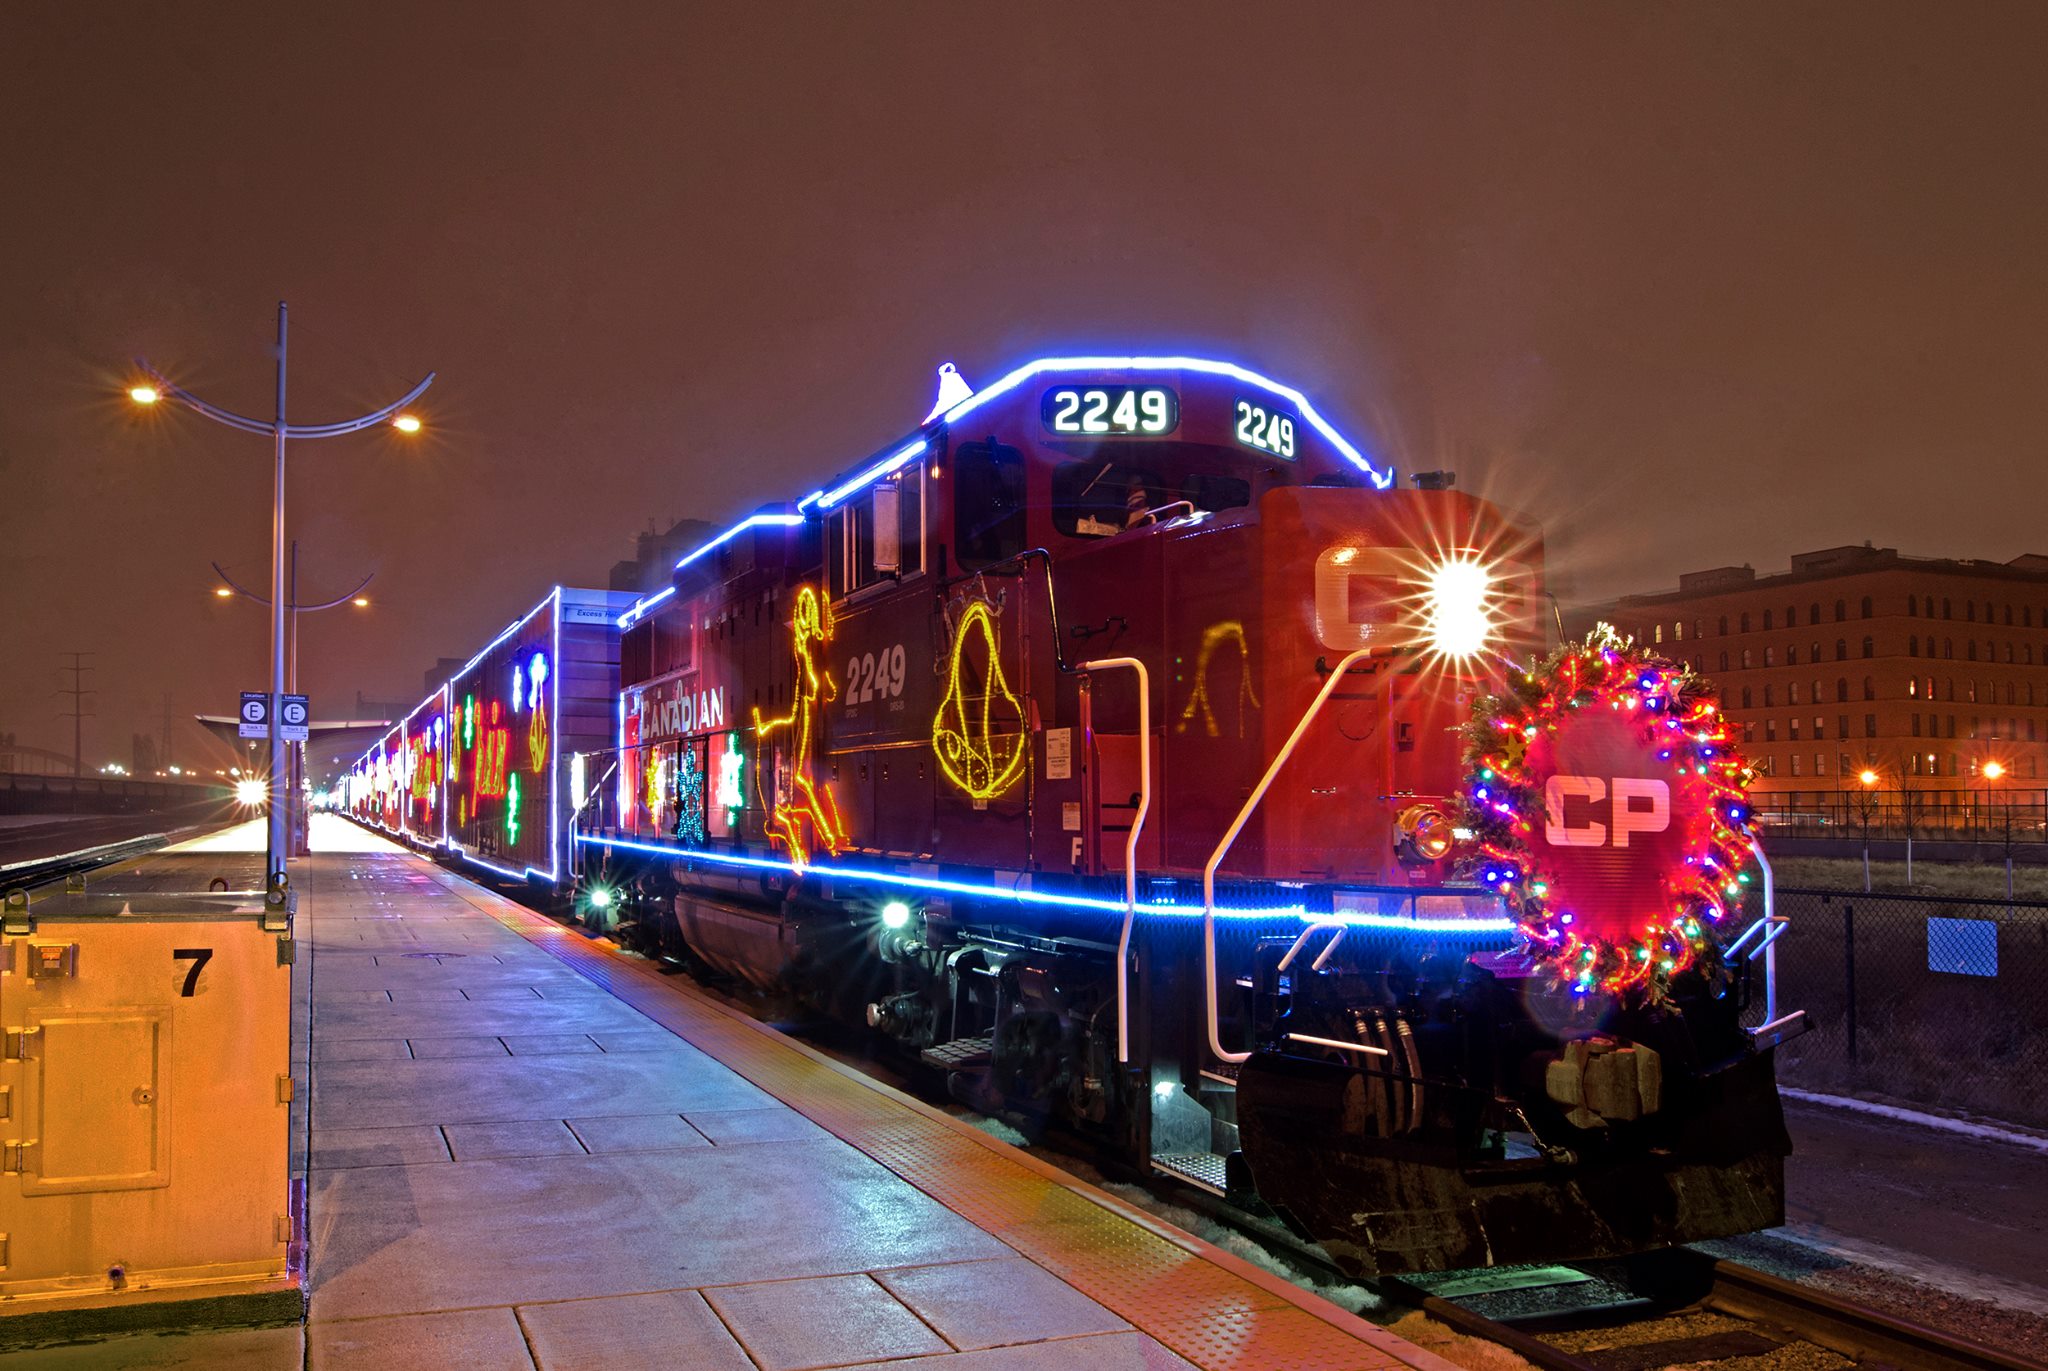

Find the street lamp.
xmin=132 ymin=302 xmax=432 ymax=886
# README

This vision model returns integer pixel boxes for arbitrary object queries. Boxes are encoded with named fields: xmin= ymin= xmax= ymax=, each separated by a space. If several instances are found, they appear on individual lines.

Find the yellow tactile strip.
xmin=414 ymin=862 xmax=1457 ymax=1371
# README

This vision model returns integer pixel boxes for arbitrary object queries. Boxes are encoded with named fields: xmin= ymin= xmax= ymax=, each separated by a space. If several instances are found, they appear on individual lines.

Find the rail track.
xmin=1374 ymin=1247 xmax=2047 ymax=1371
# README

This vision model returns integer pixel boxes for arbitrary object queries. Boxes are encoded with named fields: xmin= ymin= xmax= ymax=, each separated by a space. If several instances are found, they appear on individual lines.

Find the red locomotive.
xmin=350 ymin=354 xmax=1794 ymax=1274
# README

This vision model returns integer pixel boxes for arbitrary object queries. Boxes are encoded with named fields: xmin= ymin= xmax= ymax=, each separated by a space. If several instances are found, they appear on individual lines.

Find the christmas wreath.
xmin=1460 ymin=625 xmax=1757 ymax=997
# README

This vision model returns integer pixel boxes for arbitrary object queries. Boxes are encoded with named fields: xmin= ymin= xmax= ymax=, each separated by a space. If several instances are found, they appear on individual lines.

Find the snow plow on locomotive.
xmin=345 ymin=355 xmax=1803 ymax=1276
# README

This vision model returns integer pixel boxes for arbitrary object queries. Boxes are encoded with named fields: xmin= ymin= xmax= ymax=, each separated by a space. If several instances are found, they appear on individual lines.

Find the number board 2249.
xmin=1041 ymin=386 xmax=1179 ymax=437
xmin=1233 ymin=397 xmax=1298 ymax=459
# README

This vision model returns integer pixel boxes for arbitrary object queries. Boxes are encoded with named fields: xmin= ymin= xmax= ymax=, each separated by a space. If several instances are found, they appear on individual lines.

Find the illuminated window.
xmin=1654 ymin=623 xmax=1664 ymax=644
xmin=1766 ymin=719 xmax=1777 ymax=742
xmin=1813 ymin=714 xmax=1825 ymax=738
xmin=1789 ymin=716 xmax=1800 ymax=740
xmin=1790 ymin=753 xmax=1801 ymax=776
xmin=1674 ymin=619 xmax=1685 ymax=641
xmin=1789 ymin=681 xmax=1801 ymax=704
xmin=1764 ymin=646 xmax=1774 ymax=666
xmin=1788 ymin=644 xmax=1800 ymax=665
xmin=953 ymin=440 xmax=1027 ymax=570
xmin=1909 ymin=678 xmax=1918 ymax=698
xmin=1742 ymin=648 xmax=1753 ymax=669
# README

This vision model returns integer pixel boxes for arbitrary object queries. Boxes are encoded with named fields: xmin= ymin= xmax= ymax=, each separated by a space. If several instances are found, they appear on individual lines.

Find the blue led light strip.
xmin=574 ymin=833 xmax=1512 ymax=933
xmin=620 ymin=354 xmax=1392 ymax=632
xmin=942 ymin=356 xmax=1393 ymax=488
xmin=802 ymin=438 xmax=929 ymax=512
xmin=617 ymin=512 xmax=808 ymax=628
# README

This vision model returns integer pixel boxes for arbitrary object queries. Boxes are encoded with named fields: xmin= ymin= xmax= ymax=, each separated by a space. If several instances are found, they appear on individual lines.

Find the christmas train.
xmin=341 ymin=355 xmax=1804 ymax=1274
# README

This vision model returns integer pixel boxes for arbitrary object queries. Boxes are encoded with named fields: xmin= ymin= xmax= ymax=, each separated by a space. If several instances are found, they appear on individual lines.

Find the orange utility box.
xmin=0 ymin=886 xmax=299 ymax=1326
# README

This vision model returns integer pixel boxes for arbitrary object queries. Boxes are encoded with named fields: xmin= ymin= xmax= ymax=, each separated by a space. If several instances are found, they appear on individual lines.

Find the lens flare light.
xmin=1422 ymin=556 xmax=1496 ymax=660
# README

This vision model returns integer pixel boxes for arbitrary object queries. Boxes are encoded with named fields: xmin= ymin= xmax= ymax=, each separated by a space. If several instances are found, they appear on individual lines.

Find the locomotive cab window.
xmin=953 ymin=439 xmax=1026 ymax=570
xmin=829 ymin=463 xmax=924 ymax=596
xmin=1052 ymin=458 xmax=1253 ymax=539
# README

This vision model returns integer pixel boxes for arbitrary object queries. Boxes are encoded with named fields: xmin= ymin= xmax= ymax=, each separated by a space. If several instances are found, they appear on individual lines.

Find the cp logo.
xmin=1543 ymin=776 xmax=1670 ymax=848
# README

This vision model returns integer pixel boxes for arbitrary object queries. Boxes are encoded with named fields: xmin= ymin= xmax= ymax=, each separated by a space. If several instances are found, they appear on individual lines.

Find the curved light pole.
xmin=134 ymin=301 xmax=432 ymax=886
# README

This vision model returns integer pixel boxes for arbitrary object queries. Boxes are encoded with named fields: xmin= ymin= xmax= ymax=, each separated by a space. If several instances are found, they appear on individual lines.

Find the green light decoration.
xmin=463 ymin=694 xmax=476 ymax=748
xmin=715 ymin=734 xmax=745 ymax=826
xmin=675 ymin=741 xmax=707 ymax=847
xmin=506 ymin=771 xmax=522 ymax=844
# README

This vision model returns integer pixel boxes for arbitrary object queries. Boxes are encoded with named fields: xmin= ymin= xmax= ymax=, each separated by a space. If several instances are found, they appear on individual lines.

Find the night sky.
xmin=4 ymin=2 xmax=2045 ymax=771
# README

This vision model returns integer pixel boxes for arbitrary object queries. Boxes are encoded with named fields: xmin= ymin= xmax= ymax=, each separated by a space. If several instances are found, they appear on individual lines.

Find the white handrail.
xmin=1203 ymin=647 xmax=1376 ymax=1064
xmin=1080 ymin=656 xmax=1150 ymax=1064
xmin=1748 ymin=836 xmax=1779 ymax=1026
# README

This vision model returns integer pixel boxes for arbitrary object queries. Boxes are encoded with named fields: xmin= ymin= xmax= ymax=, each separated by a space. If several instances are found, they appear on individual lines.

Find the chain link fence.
xmin=1741 ymin=886 xmax=2048 ymax=1127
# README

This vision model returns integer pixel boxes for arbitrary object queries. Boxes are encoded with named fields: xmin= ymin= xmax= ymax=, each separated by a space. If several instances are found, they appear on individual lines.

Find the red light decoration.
xmin=476 ymin=700 xmax=510 ymax=799
xmin=753 ymin=585 xmax=845 ymax=868
xmin=1460 ymin=624 xmax=1757 ymax=999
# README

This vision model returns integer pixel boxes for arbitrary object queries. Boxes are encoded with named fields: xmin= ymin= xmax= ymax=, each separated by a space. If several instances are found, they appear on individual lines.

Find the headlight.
xmin=1395 ymin=803 xmax=1456 ymax=864
xmin=235 ymin=778 xmax=267 ymax=807
xmin=1422 ymin=556 xmax=1495 ymax=659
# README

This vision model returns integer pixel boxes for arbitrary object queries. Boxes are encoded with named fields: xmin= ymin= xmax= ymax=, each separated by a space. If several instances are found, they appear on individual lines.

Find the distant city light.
xmin=128 ymin=385 xmax=159 ymax=405
xmin=392 ymin=414 xmax=422 ymax=434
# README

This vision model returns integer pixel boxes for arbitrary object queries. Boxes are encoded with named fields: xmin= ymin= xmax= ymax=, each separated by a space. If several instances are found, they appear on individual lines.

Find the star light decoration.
xmin=1459 ymin=624 xmax=1758 ymax=998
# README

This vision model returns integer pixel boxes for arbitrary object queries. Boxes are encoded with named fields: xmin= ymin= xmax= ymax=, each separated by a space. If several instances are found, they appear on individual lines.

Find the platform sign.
xmin=238 ymin=692 xmax=269 ymax=739
xmin=280 ymin=695 xmax=310 ymax=743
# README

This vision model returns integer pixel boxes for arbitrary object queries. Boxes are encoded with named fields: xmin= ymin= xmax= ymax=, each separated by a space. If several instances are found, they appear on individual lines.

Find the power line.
xmin=57 ymin=651 xmax=96 ymax=779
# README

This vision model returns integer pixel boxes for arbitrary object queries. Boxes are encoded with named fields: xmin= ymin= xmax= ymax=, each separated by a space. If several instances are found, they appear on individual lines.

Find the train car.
xmin=348 ymin=353 xmax=1796 ymax=1276
xmin=399 ymin=686 xmax=448 ymax=844
xmin=441 ymin=586 xmax=633 ymax=882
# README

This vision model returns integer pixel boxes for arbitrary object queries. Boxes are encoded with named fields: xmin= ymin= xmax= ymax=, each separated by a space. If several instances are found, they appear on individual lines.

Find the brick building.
xmin=1570 ymin=545 xmax=2048 ymax=797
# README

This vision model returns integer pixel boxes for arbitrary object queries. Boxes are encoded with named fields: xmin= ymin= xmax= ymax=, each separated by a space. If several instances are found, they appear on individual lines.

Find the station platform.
xmin=14 ymin=819 xmax=1462 ymax=1371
